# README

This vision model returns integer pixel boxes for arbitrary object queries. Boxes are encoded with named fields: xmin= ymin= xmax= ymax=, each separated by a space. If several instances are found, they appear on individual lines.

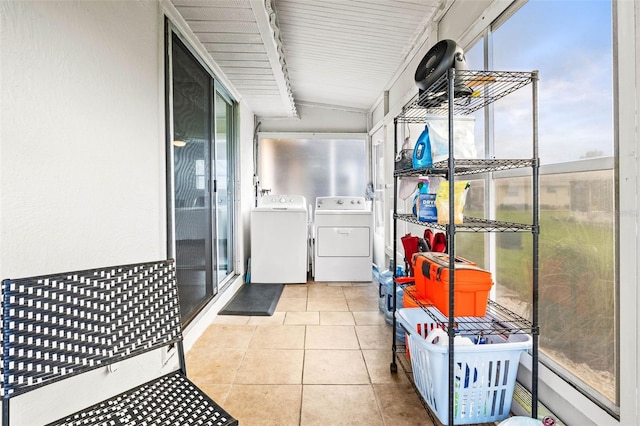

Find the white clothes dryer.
xmin=251 ymin=194 xmax=309 ymax=284
xmin=313 ymin=196 xmax=372 ymax=282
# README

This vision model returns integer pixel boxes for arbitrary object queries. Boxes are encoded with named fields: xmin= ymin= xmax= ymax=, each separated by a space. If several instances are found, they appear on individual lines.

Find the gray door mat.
xmin=218 ymin=283 xmax=284 ymax=316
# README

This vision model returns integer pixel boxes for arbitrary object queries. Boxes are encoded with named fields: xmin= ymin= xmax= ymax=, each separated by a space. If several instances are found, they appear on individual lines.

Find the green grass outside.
xmin=402 ymin=206 xmax=616 ymax=388
xmin=459 ymin=208 xmax=616 ymax=379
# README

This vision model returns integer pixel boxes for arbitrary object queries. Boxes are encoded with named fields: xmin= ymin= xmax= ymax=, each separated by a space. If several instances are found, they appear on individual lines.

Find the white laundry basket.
xmin=396 ymin=308 xmax=532 ymax=425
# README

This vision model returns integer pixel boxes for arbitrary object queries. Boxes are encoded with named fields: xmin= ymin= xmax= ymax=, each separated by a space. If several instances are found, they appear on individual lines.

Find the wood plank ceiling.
xmin=172 ymin=0 xmax=445 ymax=119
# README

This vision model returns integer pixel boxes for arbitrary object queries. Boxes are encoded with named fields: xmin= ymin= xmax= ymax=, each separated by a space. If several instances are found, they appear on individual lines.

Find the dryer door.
xmin=316 ymin=227 xmax=371 ymax=257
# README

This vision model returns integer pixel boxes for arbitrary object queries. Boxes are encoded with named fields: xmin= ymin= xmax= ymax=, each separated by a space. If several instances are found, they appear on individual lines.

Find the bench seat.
xmin=2 ymin=259 xmax=238 ymax=426
xmin=47 ymin=371 xmax=237 ymax=426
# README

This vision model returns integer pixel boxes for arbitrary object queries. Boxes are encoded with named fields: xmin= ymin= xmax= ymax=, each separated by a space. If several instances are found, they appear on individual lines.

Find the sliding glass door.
xmin=215 ymin=90 xmax=234 ymax=284
xmin=168 ymin=30 xmax=236 ymax=323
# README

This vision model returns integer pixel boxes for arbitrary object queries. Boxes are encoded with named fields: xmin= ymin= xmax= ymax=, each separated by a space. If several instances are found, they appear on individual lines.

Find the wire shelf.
xmin=397 ymin=70 xmax=536 ymax=122
xmin=391 ymin=67 xmax=540 ymax=424
xmin=394 ymin=158 xmax=535 ymax=178
xmin=401 ymin=285 xmax=535 ymax=336
xmin=394 ymin=214 xmax=534 ymax=232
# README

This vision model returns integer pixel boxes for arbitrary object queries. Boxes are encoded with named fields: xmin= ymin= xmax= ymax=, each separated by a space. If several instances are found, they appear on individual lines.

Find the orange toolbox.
xmin=412 ymin=252 xmax=492 ymax=317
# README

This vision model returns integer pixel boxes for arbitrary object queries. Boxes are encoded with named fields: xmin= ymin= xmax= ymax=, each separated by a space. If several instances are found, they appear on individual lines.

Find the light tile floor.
xmin=186 ymin=280 xmax=433 ymax=425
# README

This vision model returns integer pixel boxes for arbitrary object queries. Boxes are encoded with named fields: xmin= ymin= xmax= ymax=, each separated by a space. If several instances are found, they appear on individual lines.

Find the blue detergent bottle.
xmin=412 ymin=125 xmax=432 ymax=169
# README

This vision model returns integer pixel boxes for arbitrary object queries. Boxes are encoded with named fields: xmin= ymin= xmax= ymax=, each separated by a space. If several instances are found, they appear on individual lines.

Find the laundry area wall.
xmin=256 ymin=104 xmax=370 ymax=200
xmin=257 ymin=134 xmax=368 ymax=204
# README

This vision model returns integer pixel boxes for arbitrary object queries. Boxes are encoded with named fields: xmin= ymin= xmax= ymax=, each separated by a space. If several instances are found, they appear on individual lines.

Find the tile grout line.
xmin=353 ymin=283 xmax=388 ymax=426
xmin=370 ymin=380 xmax=388 ymax=426
xmin=228 ymin=324 xmax=257 ymax=392
xmin=300 ymin=320 xmax=307 ymax=426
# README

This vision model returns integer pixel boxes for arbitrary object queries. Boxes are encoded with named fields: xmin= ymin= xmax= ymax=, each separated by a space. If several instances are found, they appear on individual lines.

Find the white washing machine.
xmin=251 ymin=194 xmax=309 ymax=284
xmin=313 ymin=196 xmax=372 ymax=282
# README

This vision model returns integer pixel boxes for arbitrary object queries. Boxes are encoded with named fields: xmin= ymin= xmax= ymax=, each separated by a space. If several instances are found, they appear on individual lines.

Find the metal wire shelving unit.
xmin=397 ymin=70 xmax=535 ymax=119
xmin=394 ymin=214 xmax=534 ymax=233
xmin=402 ymin=285 xmax=534 ymax=336
xmin=390 ymin=68 xmax=540 ymax=425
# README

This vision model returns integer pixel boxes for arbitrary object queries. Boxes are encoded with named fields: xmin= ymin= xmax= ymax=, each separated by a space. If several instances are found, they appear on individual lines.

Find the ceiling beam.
xmin=250 ymin=0 xmax=298 ymax=118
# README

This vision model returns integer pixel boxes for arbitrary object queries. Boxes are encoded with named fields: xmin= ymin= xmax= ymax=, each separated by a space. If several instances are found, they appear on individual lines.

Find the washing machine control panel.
xmin=316 ymin=196 xmax=367 ymax=210
xmin=259 ymin=194 xmax=307 ymax=209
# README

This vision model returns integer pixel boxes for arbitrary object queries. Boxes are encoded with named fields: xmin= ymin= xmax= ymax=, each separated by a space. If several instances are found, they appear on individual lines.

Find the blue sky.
xmin=468 ymin=0 xmax=613 ymax=163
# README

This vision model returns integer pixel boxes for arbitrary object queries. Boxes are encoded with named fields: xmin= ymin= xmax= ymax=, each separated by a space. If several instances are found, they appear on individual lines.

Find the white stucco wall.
xmin=0 ymin=2 xmax=171 ymax=423
xmin=0 ymin=0 xmax=166 ymax=279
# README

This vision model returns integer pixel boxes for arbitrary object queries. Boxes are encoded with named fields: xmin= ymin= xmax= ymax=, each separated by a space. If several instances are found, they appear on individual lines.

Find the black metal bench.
xmin=1 ymin=259 xmax=238 ymax=426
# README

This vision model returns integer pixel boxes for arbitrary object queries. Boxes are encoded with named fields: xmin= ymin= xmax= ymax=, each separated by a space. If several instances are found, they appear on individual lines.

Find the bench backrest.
xmin=1 ymin=259 xmax=181 ymax=399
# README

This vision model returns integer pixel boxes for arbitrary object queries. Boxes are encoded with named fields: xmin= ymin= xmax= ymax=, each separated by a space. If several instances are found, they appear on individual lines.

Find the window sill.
xmin=517 ymin=352 xmax=619 ymax=425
